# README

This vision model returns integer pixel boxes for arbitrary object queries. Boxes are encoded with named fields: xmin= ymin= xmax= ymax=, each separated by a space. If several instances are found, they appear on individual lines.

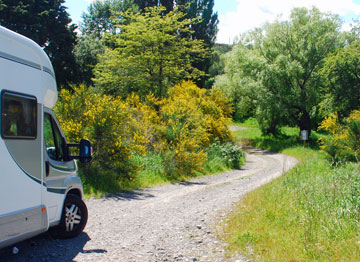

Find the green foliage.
xmin=74 ymin=34 xmax=106 ymax=86
xmin=79 ymin=0 xmax=136 ymax=38
xmin=318 ymin=110 xmax=360 ymax=163
xmin=233 ymin=121 xmax=322 ymax=153
xmin=206 ymin=141 xmax=244 ymax=170
xmin=133 ymin=0 xmax=218 ymax=48
xmin=94 ymin=6 xmax=208 ymax=98
xmin=206 ymin=44 xmax=232 ymax=89
xmin=215 ymin=7 xmax=342 ymax=135
xmin=55 ymin=82 xmax=238 ymax=194
xmin=54 ymin=84 xmax=145 ymax=190
xmin=133 ymin=0 xmax=219 ymax=88
xmin=0 ymin=0 xmax=78 ymax=89
xmin=321 ymin=41 xmax=360 ymax=118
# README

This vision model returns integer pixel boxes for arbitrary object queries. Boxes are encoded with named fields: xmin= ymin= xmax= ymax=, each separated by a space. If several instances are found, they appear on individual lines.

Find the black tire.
xmin=57 ymin=194 xmax=88 ymax=239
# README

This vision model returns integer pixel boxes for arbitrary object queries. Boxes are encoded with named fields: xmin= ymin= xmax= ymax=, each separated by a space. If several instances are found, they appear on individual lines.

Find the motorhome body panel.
xmin=0 ymin=136 xmax=45 ymax=247
xmin=0 ymin=34 xmax=47 ymax=247
xmin=0 ymin=26 xmax=57 ymax=108
xmin=0 ymin=25 xmax=86 ymax=249
xmin=0 ymin=26 xmax=55 ymax=248
xmin=0 ymin=206 xmax=48 ymax=249
xmin=3 ymin=103 xmax=43 ymax=181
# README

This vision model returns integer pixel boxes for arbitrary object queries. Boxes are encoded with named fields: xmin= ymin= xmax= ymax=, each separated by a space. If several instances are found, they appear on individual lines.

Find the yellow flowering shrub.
xmin=55 ymin=85 xmax=145 ymax=182
xmin=318 ymin=110 xmax=360 ymax=163
xmin=158 ymin=81 xmax=233 ymax=177
xmin=54 ymin=81 xmax=234 ymax=187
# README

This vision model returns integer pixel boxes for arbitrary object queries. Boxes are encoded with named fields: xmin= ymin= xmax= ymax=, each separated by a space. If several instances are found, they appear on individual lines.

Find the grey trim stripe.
xmin=0 ymin=51 xmax=41 ymax=70
xmin=0 ymin=51 xmax=55 ymax=79
xmin=43 ymin=66 xmax=55 ymax=78
xmin=47 ymin=187 xmax=66 ymax=194
xmin=0 ymin=205 xmax=43 ymax=219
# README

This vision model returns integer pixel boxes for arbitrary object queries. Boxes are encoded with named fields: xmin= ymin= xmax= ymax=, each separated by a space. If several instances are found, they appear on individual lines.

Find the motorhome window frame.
xmin=44 ymin=112 xmax=67 ymax=162
xmin=1 ymin=90 xmax=38 ymax=140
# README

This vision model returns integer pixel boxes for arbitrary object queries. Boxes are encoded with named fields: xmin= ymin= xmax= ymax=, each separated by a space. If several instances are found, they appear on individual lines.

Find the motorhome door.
xmin=43 ymin=109 xmax=76 ymax=223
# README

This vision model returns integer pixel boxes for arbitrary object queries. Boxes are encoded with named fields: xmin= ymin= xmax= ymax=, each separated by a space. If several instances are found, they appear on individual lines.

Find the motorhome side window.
xmin=44 ymin=113 xmax=66 ymax=161
xmin=1 ymin=91 xmax=37 ymax=139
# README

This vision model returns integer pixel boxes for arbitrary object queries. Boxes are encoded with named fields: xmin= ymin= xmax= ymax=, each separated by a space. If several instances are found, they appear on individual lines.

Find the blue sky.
xmin=65 ymin=0 xmax=360 ymax=44
xmin=64 ymin=0 xmax=238 ymax=25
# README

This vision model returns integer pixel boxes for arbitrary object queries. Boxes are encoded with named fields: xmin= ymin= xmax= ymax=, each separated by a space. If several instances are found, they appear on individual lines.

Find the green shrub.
xmin=207 ymin=141 xmax=245 ymax=169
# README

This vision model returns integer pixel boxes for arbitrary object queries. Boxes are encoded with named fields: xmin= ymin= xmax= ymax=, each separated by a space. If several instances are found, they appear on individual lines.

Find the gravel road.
xmin=0 ymin=149 xmax=297 ymax=262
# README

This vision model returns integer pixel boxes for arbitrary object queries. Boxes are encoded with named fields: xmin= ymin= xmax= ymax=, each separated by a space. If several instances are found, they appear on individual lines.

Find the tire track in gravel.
xmin=0 ymin=149 xmax=297 ymax=262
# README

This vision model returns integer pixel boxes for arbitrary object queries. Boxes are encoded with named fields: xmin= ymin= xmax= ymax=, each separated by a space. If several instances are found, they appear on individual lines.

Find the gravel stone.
xmin=0 ymin=149 xmax=296 ymax=262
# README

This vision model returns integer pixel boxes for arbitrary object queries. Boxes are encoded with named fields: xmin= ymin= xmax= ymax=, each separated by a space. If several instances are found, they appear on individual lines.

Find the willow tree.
xmin=218 ymin=7 xmax=342 ymax=135
xmin=93 ymin=6 xmax=208 ymax=99
xmin=321 ymin=40 xmax=360 ymax=118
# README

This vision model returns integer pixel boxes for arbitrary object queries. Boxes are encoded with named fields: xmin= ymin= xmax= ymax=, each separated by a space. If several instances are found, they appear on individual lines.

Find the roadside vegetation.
xmin=212 ymin=9 xmax=360 ymax=260
xmin=221 ymin=120 xmax=360 ymax=261
xmin=55 ymin=82 xmax=244 ymax=196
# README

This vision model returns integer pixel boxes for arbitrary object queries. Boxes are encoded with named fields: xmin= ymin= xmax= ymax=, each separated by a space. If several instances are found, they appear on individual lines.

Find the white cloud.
xmin=217 ymin=0 xmax=360 ymax=44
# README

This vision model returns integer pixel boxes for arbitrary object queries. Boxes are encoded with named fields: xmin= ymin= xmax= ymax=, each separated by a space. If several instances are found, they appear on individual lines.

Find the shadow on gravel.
xmin=0 ymin=232 xmax=104 ymax=262
xmin=104 ymin=190 xmax=155 ymax=201
xmin=242 ymin=146 xmax=278 ymax=155
xmin=176 ymin=181 xmax=208 ymax=186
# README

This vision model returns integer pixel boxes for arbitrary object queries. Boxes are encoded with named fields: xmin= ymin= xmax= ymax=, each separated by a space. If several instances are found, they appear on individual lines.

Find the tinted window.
xmin=1 ymin=91 xmax=37 ymax=139
xmin=44 ymin=113 xmax=66 ymax=161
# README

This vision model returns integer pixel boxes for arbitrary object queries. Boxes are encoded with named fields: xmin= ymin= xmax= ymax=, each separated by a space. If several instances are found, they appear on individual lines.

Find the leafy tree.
xmin=214 ymin=43 xmax=261 ymax=122
xmin=79 ymin=0 xmax=136 ymax=38
xmin=217 ymin=7 xmax=342 ymax=135
xmin=321 ymin=40 xmax=360 ymax=118
xmin=93 ymin=6 xmax=208 ymax=99
xmin=206 ymin=44 xmax=232 ymax=89
xmin=0 ymin=0 xmax=78 ymax=89
xmin=134 ymin=0 xmax=218 ymax=88
xmin=133 ymin=0 xmax=217 ymax=45
xmin=74 ymin=34 xmax=106 ymax=86
xmin=77 ymin=0 xmax=139 ymax=84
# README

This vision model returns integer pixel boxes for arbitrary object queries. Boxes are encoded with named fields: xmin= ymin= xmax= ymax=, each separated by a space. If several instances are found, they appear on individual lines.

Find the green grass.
xmin=222 ymin=121 xmax=360 ymax=261
xmin=232 ymin=119 xmax=323 ymax=153
xmin=82 ymin=142 xmax=245 ymax=198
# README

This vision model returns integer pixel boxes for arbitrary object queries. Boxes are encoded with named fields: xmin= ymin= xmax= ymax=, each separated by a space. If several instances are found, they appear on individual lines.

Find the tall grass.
xmin=222 ymin=122 xmax=360 ymax=261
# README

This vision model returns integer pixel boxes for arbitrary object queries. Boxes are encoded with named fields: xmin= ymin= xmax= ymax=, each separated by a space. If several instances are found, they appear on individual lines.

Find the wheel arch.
xmin=67 ymin=188 xmax=82 ymax=198
xmin=64 ymin=176 xmax=84 ymax=199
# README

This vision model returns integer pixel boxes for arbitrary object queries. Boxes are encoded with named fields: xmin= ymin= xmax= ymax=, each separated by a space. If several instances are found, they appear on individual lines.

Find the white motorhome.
xmin=0 ymin=26 xmax=92 ymax=249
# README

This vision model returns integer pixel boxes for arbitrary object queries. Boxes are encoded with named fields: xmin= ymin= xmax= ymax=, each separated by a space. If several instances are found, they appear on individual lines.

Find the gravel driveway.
xmin=0 ymin=149 xmax=297 ymax=262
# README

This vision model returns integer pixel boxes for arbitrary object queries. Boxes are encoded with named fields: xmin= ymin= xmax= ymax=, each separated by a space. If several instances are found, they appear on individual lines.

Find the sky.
xmin=64 ymin=0 xmax=360 ymax=44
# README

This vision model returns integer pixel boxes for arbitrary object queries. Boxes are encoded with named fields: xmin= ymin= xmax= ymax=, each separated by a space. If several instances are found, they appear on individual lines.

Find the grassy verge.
xmin=81 ymin=141 xmax=245 ymax=198
xmin=222 ymin=121 xmax=360 ymax=261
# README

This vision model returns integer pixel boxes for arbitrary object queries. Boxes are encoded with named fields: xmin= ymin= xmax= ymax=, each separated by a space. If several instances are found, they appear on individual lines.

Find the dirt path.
xmin=0 ymin=148 xmax=297 ymax=262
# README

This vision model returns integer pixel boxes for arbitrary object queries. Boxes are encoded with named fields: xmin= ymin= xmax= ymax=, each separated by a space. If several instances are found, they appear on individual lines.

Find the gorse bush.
xmin=55 ymin=84 xmax=147 ymax=185
xmin=318 ymin=110 xmax=360 ymax=163
xmin=55 ymin=81 xmax=238 ymax=193
xmin=158 ymin=81 xmax=233 ymax=177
